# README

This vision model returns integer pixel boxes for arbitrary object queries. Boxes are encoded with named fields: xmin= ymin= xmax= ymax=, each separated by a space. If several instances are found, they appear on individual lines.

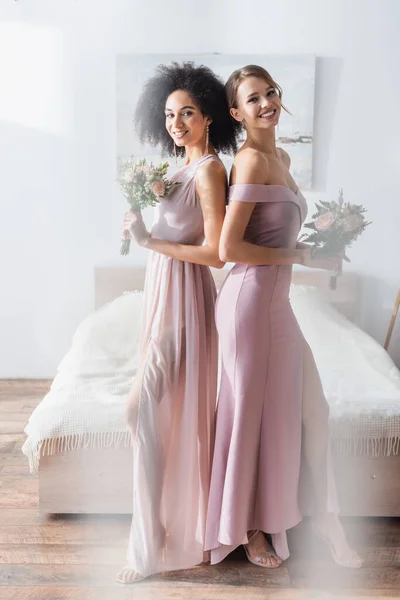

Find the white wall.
xmin=0 ymin=0 xmax=399 ymax=377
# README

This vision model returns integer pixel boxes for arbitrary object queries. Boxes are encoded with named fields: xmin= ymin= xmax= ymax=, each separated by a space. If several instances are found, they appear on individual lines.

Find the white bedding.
xmin=22 ymin=285 xmax=400 ymax=471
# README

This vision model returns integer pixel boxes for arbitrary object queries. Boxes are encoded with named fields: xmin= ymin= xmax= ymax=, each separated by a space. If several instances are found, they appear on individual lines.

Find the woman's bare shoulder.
xmin=277 ymin=147 xmax=291 ymax=168
xmin=231 ymin=148 xmax=269 ymax=185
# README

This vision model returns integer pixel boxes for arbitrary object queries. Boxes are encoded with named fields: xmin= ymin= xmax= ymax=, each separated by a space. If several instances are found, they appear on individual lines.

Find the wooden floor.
xmin=1 ymin=380 xmax=400 ymax=600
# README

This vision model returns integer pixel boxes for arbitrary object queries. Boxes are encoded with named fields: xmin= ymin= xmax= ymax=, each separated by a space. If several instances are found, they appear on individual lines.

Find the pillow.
xmin=56 ymin=291 xmax=144 ymax=379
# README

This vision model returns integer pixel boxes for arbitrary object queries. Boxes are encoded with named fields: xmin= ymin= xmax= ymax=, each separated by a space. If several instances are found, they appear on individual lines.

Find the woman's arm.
xmin=219 ymin=150 xmax=305 ymax=266
xmin=220 ymin=200 xmax=305 ymax=265
xmin=124 ymin=160 xmax=227 ymax=269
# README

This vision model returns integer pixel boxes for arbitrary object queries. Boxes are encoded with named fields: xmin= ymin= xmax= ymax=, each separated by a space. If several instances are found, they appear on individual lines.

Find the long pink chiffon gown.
xmin=205 ymin=183 xmax=338 ymax=563
xmin=126 ymin=154 xmax=221 ymax=578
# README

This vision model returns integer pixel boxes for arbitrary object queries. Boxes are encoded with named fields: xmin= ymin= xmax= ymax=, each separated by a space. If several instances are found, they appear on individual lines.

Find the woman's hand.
xmin=302 ymin=248 xmax=344 ymax=272
xmin=122 ymin=210 xmax=150 ymax=247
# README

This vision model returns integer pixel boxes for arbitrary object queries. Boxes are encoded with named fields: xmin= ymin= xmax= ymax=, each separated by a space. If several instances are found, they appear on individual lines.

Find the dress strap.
xmin=193 ymin=154 xmax=222 ymax=169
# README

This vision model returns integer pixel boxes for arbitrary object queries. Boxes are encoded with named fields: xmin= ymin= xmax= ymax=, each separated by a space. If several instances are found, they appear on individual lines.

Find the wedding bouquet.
xmin=300 ymin=189 xmax=371 ymax=289
xmin=118 ymin=158 xmax=181 ymax=255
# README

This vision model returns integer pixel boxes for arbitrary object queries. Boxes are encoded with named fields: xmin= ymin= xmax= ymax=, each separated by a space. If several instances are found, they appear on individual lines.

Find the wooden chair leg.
xmin=384 ymin=289 xmax=400 ymax=350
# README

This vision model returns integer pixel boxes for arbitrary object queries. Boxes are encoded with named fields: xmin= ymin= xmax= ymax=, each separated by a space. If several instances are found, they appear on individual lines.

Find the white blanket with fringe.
xmin=22 ymin=286 xmax=400 ymax=472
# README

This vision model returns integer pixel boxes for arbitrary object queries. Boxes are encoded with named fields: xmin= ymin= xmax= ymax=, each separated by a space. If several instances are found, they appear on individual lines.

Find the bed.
xmin=22 ymin=267 xmax=400 ymax=516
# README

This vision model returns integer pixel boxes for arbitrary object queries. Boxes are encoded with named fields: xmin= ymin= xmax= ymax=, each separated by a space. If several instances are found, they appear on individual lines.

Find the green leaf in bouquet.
xmin=303 ymin=233 xmax=320 ymax=244
xmin=319 ymin=200 xmax=331 ymax=209
xmin=158 ymin=162 xmax=169 ymax=172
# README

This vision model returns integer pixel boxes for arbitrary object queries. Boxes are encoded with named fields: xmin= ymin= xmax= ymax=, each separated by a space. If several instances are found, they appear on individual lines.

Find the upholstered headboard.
xmin=94 ymin=266 xmax=360 ymax=322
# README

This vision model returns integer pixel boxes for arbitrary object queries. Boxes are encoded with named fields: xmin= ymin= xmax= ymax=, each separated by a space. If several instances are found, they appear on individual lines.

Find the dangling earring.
xmin=174 ymin=141 xmax=178 ymax=165
xmin=203 ymin=122 xmax=210 ymax=156
xmin=240 ymin=120 xmax=246 ymax=141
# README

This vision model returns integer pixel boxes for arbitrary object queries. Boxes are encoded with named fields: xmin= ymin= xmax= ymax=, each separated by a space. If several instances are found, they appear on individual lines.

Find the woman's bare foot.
xmin=244 ymin=530 xmax=282 ymax=568
xmin=116 ymin=567 xmax=146 ymax=584
xmin=313 ymin=513 xmax=363 ymax=569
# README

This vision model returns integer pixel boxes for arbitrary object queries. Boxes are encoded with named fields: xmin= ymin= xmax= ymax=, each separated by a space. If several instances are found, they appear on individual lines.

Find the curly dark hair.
xmin=134 ymin=62 xmax=239 ymax=157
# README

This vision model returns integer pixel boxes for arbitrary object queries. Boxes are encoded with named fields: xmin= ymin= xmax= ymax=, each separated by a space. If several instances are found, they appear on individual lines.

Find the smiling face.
xmin=165 ymin=90 xmax=209 ymax=149
xmin=231 ymin=76 xmax=281 ymax=132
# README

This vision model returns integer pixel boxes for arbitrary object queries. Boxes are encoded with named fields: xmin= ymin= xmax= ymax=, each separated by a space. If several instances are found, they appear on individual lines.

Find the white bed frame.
xmin=39 ymin=267 xmax=400 ymax=516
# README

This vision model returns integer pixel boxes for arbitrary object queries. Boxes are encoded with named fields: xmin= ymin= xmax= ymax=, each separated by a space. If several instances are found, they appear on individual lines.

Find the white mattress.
xmin=22 ymin=285 xmax=400 ymax=471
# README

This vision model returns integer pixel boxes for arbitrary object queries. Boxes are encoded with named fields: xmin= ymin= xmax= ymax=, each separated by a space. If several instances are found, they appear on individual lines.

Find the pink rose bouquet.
xmin=118 ymin=158 xmax=181 ymax=255
xmin=300 ymin=189 xmax=371 ymax=289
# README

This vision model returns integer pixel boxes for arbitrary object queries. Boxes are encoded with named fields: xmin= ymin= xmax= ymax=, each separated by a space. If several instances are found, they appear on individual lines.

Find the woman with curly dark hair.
xmin=116 ymin=62 xmax=237 ymax=584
